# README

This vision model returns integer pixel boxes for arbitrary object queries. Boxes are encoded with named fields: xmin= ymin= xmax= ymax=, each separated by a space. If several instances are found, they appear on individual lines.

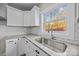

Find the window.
xmin=42 ymin=4 xmax=69 ymax=32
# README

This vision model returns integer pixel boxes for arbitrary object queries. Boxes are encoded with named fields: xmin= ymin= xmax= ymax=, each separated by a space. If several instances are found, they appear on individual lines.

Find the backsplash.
xmin=30 ymin=4 xmax=77 ymax=40
xmin=0 ymin=21 xmax=30 ymax=40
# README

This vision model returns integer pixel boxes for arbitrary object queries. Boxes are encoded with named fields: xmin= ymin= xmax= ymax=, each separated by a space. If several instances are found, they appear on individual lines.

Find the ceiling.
xmin=8 ymin=3 xmax=40 ymax=11
xmin=0 ymin=3 xmax=41 ymax=20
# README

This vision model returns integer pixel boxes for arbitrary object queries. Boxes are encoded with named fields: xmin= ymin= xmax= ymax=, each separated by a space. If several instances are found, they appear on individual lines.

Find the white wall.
xmin=30 ymin=3 xmax=55 ymax=34
xmin=76 ymin=25 xmax=79 ymax=39
xmin=53 ymin=4 xmax=75 ymax=40
xmin=0 ymin=21 xmax=29 ymax=40
xmin=39 ymin=3 xmax=55 ymax=12
xmin=30 ymin=3 xmax=76 ymax=40
xmin=75 ymin=4 xmax=79 ymax=40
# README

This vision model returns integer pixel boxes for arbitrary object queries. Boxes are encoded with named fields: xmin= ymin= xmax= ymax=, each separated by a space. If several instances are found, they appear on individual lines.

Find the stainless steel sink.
xmin=35 ymin=38 xmax=67 ymax=53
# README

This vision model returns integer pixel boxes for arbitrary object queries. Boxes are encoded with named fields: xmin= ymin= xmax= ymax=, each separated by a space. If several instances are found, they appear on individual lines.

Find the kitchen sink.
xmin=35 ymin=37 xmax=67 ymax=53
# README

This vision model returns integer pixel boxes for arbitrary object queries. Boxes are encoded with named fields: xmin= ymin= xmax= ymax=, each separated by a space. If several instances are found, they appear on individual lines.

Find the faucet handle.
xmin=51 ymin=36 xmax=56 ymax=40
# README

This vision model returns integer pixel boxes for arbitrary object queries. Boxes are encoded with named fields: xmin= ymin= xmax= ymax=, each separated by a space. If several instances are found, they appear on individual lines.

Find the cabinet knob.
xmin=25 ymin=41 xmax=28 ymax=44
xmin=15 ymin=42 xmax=16 ymax=44
xmin=35 ymin=50 xmax=40 ymax=54
xmin=26 ymin=41 xmax=28 ymax=43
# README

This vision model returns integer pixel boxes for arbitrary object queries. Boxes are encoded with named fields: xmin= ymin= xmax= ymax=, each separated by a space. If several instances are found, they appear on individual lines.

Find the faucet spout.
xmin=50 ymin=30 xmax=56 ymax=40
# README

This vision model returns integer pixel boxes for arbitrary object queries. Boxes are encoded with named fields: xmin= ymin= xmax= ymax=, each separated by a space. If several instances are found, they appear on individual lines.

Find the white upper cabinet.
xmin=24 ymin=11 xmax=31 ymax=26
xmin=7 ymin=6 xmax=24 ymax=26
xmin=30 ymin=6 xmax=40 ymax=26
xmin=24 ymin=6 xmax=40 ymax=27
xmin=7 ymin=5 xmax=40 ymax=27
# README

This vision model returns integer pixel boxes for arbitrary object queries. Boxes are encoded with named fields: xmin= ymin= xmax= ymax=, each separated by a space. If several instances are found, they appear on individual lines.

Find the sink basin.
xmin=35 ymin=38 xmax=67 ymax=53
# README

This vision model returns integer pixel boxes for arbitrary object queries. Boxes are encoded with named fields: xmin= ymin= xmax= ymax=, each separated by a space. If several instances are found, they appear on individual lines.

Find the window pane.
xmin=44 ymin=13 xmax=51 ymax=23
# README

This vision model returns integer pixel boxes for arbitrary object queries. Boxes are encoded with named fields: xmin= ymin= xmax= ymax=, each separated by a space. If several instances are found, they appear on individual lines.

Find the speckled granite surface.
xmin=0 ymin=34 xmax=79 ymax=56
xmin=25 ymin=34 xmax=79 ymax=56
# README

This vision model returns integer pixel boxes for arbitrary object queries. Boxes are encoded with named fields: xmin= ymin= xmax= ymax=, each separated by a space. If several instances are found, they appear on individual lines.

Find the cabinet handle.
xmin=36 ymin=55 xmax=39 ymax=56
xmin=8 ymin=41 xmax=13 ymax=42
xmin=35 ymin=50 xmax=40 ymax=54
xmin=25 ymin=41 xmax=28 ymax=44
xmin=22 ymin=36 xmax=26 ymax=38
xmin=26 ymin=41 xmax=28 ymax=43
xmin=15 ymin=42 xmax=16 ymax=44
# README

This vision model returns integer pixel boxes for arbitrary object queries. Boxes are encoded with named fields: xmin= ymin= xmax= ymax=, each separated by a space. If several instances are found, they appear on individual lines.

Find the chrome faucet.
xmin=48 ymin=29 xmax=56 ymax=40
xmin=51 ymin=31 xmax=56 ymax=39
xmin=47 ymin=25 xmax=56 ymax=40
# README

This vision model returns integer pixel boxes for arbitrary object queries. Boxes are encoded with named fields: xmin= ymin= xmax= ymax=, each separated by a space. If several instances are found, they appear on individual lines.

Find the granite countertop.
xmin=1 ymin=34 xmax=79 ymax=56
xmin=25 ymin=35 xmax=67 ymax=56
xmin=1 ymin=34 xmax=79 ymax=46
xmin=52 ymin=37 xmax=79 ymax=46
xmin=0 ymin=34 xmax=26 ymax=40
xmin=25 ymin=34 xmax=79 ymax=56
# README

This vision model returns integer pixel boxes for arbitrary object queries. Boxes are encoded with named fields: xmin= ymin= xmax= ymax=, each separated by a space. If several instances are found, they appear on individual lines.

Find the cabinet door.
xmin=7 ymin=6 xmax=23 ymax=26
xmin=28 ymin=42 xmax=37 ymax=56
xmin=24 ymin=38 xmax=48 ymax=56
xmin=30 ymin=9 xmax=35 ymax=26
xmin=17 ymin=38 xmax=25 ymax=56
xmin=24 ymin=39 xmax=32 ymax=56
xmin=24 ymin=39 xmax=36 ymax=56
xmin=30 ymin=6 xmax=40 ymax=26
xmin=30 ymin=43 xmax=48 ymax=56
xmin=25 ymin=39 xmax=48 ymax=56
xmin=6 ymin=39 xmax=18 ymax=56
xmin=24 ymin=11 xmax=31 ymax=26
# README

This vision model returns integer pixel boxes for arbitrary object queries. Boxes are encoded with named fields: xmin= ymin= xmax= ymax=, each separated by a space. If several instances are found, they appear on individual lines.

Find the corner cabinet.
xmin=7 ymin=6 xmax=24 ymax=26
xmin=30 ymin=6 xmax=40 ymax=26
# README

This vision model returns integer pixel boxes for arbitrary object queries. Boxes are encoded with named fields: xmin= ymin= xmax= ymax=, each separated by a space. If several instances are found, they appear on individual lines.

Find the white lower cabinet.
xmin=6 ymin=38 xmax=48 ymax=56
xmin=30 ymin=43 xmax=48 ymax=56
xmin=24 ymin=38 xmax=35 ymax=56
xmin=17 ymin=38 xmax=25 ymax=56
xmin=6 ymin=38 xmax=25 ymax=56
xmin=6 ymin=39 xmax=18 ymax=56
xmin=24 ymin=38 xmax=48 ymax=56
